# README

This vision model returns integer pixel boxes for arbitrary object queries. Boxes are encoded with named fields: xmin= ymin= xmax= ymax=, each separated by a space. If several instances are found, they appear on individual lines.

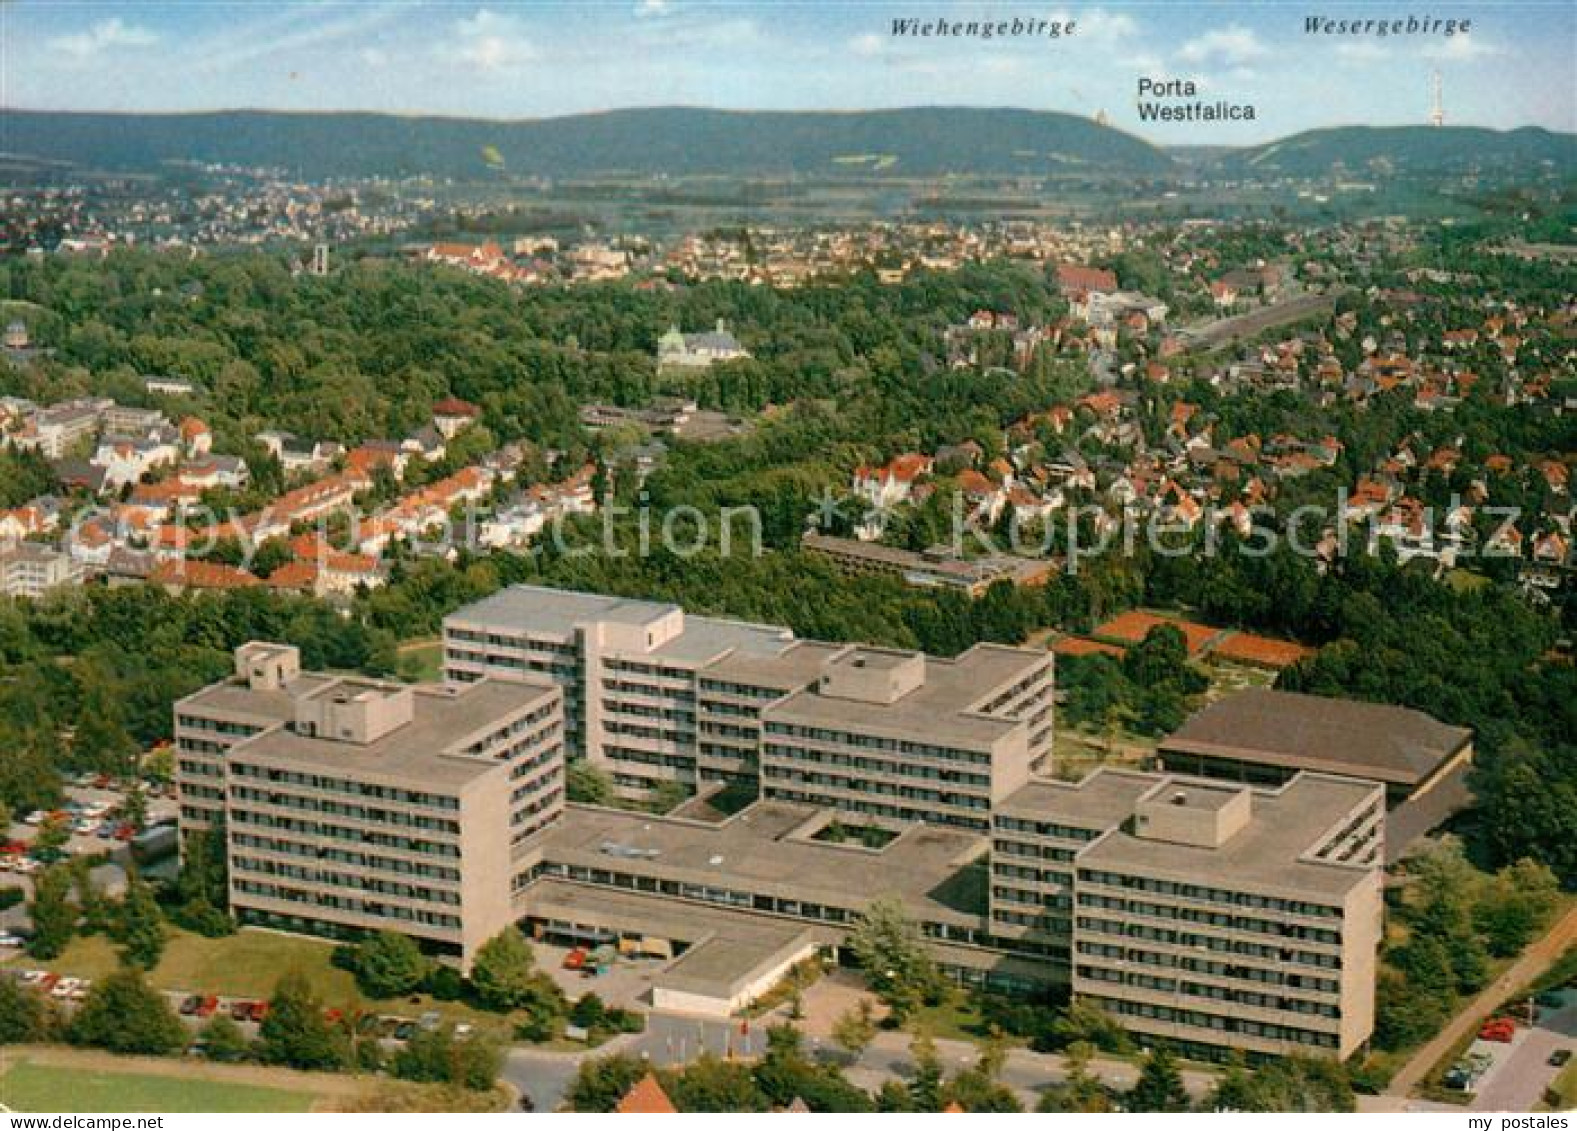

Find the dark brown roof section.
xmin=1159 ymin=688 xmax=1472 ymax=787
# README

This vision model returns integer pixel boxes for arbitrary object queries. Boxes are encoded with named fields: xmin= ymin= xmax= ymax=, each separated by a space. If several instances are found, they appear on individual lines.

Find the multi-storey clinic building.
xmin=443 ymin=585 xmax=1056 ymax=822
xmin=993 ymin=769 xmax=1384 ymax=1059
xmin=177 ymin=589 xmax=1398 ymax=1061
xmin=176 ymin=642 xmax=564 ymax=963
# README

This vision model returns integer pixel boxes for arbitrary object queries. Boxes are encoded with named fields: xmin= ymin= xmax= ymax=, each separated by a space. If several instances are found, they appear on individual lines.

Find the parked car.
xmin=0 ymin=931 xmax=25 ymax=948
xmin=1550 ymin=1049 xmax=1573 ymax=1068
xmin=195 ymin=995 xmax=220 ymax=1018
xmin=418 ymin=1011 xmax=442 ymax=1032
xmin=1478 ymin=1018 xmax=1517 ymax=1043
xmin=393 ymin=1021 xmax=417 ymax=1041
xmin=51 ymin=977 xmax=82 ymax=999
xmin=230 ymin=999 xmax=256 ymax=1021
xmin=179 ymin=993 xmax=204 ymax=1015
xmin=562 ymin=947 xmax=588 ymax=970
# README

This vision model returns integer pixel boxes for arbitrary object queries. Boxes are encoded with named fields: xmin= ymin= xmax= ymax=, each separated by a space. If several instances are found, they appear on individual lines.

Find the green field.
xmin=1543 ymin=1061 xmax=1577 ymax=1112
xmin=0 ymin=1060 xmax=315 ymax=1113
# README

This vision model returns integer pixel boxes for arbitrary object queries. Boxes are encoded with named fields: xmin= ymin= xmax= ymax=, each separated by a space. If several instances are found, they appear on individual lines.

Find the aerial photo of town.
xmin=0 ymin=0 xmax=1573 ymax=1119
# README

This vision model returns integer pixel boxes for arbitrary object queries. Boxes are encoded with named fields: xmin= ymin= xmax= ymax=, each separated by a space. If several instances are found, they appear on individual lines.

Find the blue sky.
xmin=2 ymin=2 xmax=1572 ymax=143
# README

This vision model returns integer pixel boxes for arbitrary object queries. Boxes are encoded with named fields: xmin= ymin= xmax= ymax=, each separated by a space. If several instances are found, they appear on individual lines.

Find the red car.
xmin=1478 ymin=1018 xmax=1516 ymax=1043
xmin=195 ymin=995 xmax=220 ymax=1018
xmin=249 ymin=1001 xmax=270 ymax=1023
xmin=562 ymin=947 xmax=588 ymax=970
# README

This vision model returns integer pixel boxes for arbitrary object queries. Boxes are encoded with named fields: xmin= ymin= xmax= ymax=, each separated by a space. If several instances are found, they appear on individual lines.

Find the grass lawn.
xmin=0 ymin=1059 xmax=315 ymax=1113
xmin=395 ymin=639 xmax=444 ymax=683
xmin=1541 ymin=1060 xmax=1577 ymax=1111
xmin=904 ymin=994 xmax=1024 ymax=1048
xmin=1445 ymin=569 xmax=1491 ymax=594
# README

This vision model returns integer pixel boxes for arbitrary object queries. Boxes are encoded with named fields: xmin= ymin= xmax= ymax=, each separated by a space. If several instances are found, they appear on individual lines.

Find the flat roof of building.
xmin=445 ymin=584 xmax=795 ymax=667
xmin=1160 ymin=688 xmax=1472 ymax=787
xmin=179 ymin=672 xmax=338 ymax=728
xmin=1078 ymin=773 xmax=1381 ymax=899
xmin=998 ymin=768 xmax=1166 ymax=829
xmin=224 ymin=677 xmax=559 ymax=789
xmin=532 ymin=800 xmax=988 ymax=927
xmin=702 ymin=640 xmax=850 ymax=691
xmin=447 ymin=584 xmax=676 ymax=638
xmin=652 ymin=614 xmax=794 ymax=666
xmin=764 ymin=643 xmax=1044 ymax=749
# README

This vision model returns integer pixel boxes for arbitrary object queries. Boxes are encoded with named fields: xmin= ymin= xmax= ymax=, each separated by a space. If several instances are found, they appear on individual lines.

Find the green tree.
xmin=394 ymin=1024 xmax=502 ymax=1092
xmin=668 ymin=1052 xmax=768 ymax=1112
xmin=200 ymin=1014 xmax=252 ymax=1062
xmin=1037 ymin=1041 xmax=1117 ymax=1112
xmin=0 ymin=977 xmax=49 ymax=1045
xmin=848 ymin=896 xmax=944 ymax=1021
xmin=1051 ymin=997 xmax=1132 ymax=1053
xmin=259 ymin=971 xmax=347 ymax=1071
xmin=565 ymin=760 xmax=614 ymax=805
xmin=752 ymin=1024 xmax=873 ymax=1112
xmin=115 ymin=873 xmax=168 ymax=969
xmin=907 ymin=1031 xmax=944 ymax=1112
xmin=352 ymin=931 xmax=431 ymax=999
xmin=1127 ymin=1045 xmax=1191 ymax=1113
xmin=27 ymin=865 xmax=76 ymax=959
xmin=1476 ymin=859 xmax=1561 ymax=957
xmin=121 ymin=783 xmax=149 ymax=833
xmin=470 ymin=926 xmax=541 ymax=1012
xmin=832 ymin=999 xmax=878 ymax=1057
xmin=567 ymin=1053 xmax=650 ymax=1112
xmin=68 ymin=967 xmax=187 ymax=1056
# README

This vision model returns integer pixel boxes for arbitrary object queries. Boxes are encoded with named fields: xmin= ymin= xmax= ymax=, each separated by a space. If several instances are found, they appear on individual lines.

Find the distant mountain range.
xmin=1213 ymin=125 xmax=1577 ymax=178
xmin=0 ymin=106 xmax=1173 ymax=180
xmin=0 ymin=108 xmax=1571 ymax=182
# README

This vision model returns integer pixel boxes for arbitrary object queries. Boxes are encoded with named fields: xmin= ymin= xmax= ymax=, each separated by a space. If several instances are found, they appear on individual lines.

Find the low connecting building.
xmin=176 ymin=587 xmax=1400 ymax=1062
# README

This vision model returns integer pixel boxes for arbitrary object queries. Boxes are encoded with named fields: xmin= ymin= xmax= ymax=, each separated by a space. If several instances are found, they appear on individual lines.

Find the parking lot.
xmin=532 ymin=940 xmax=664 ymax=1012
xmin=2 ymin=964 xmax=477 ymax=1054
xmin=1470 ymin=990 xmax=1577 ymax=1111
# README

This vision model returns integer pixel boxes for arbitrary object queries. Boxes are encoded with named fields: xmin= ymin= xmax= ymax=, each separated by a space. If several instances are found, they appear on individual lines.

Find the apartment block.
xmin=0 ymin=542 xmax=84 ymax=599
xmin=177 ymin=642 xmax=564 ymax=962
xmin=443 ymin=585 xmax=1054 ymax=823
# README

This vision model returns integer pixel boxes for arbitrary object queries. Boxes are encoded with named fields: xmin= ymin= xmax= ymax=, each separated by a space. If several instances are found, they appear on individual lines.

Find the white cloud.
xmin=849 ymin=33 xmax=884 ymax=58
xmin=1177 ymin=25 xmax=1268 ymax=68
xmin=49 ymin=18 xmax=158 ymax=60
xmin=456 ymin=8 xmax=537 ymax=71
xmin=193 ymin=5 xmax=404 ymax=74
xmin=1423 ymin=34 xmax=1500 ymax=61
xmin=1335 ymin=41 xmax=1390 ymax=62
xmin=1074 ymin=8 xmax=1139 ymax=44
